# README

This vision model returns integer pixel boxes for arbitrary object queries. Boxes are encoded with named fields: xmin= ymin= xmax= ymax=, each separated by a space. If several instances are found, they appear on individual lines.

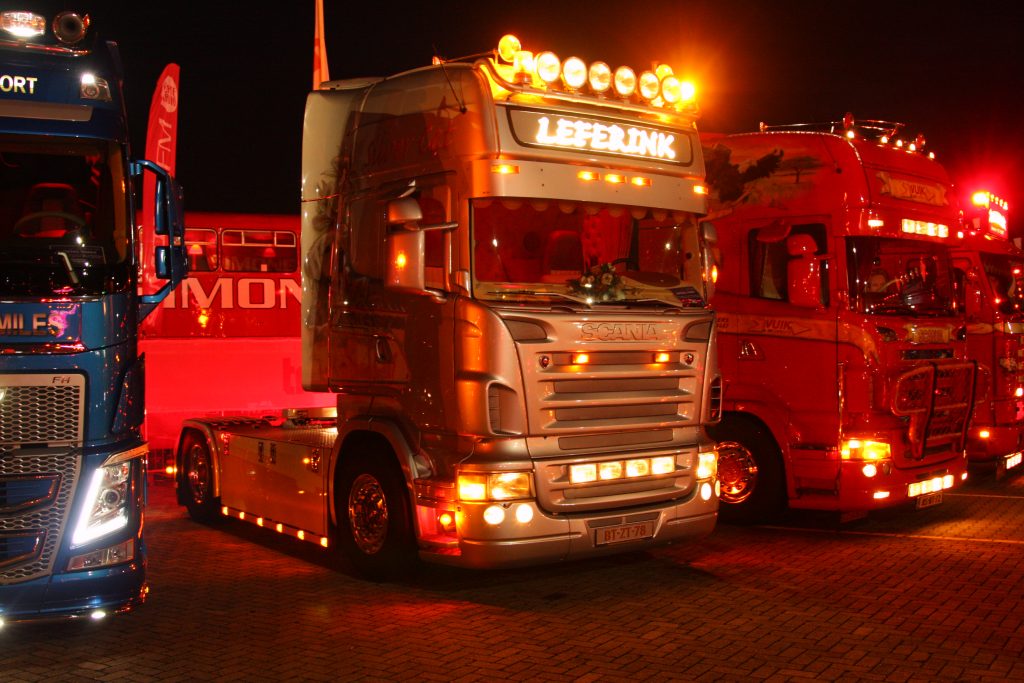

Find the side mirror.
xmin=133 ymin=159 xmax=187 ymax=319
xmin=786 ymin=234 xmax=822 ymax=309
xmin=701 ymin=222 xmax=718 ymax=245
xmin=387 ymin=197 xmax=423 ymax=228
xmin=385 ymin=230 xmax=426 ymax=291
xmin=383 ymin=196 xmax=456 ymax=293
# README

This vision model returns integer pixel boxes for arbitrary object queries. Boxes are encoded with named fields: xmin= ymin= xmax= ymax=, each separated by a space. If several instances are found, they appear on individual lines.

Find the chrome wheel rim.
xmin=186 ymin=443 xmax=211 ymax=505
xmin=716 ymin=441 xmax=758 ymax=504
xmin=348 ymin=473 xmax=388 ymax=554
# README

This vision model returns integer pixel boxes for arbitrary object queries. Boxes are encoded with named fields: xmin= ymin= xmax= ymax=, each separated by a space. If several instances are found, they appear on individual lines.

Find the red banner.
xmin=142 ymin=64 xmax=180 ymax=231
xmin=313 ymin=0 xmax=330 ymax=89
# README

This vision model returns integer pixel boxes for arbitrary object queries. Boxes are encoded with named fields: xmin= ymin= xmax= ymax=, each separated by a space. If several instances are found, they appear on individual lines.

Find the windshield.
xmin=0 ymin=136 xmax=130 ymax=297
xmin=471 ymin=197 xmax=706 ymax=307
xmin=979 ymin=251 xmax=1024 ymax=317
xmin=848 ymin=236 xmax=956 ymax=316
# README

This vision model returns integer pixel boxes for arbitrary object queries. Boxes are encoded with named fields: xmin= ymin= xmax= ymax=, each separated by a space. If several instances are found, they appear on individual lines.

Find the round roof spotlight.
xmin=53 ymin=11 xmax=88 ymax=45
xmin=613 ymin=66 xmax=636 ymax=98
xmin=661 ymin=75 xmax=682 ymax=104
xmin=655 ymin=63 xmax=674 ymax=80
xmin=562 ymin=56 xmax=587 ymax=90
xmin=497 ymin=34 xmax=521 ymax=63
xmin=679 ymin=80 xmax=697 ymax=102
xmin=535 ymin=51 xmax=561 ymax=84
xmin=638 ymin=70 xmax=661 ymax=101
xmin=588 ymin=61 xmax=612 ymax=93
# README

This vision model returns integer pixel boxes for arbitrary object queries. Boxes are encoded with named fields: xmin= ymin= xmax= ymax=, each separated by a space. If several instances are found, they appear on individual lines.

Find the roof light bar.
xmin=492 ymin=34 xmax=696 ymax=112
xmin=1 ymin=11 xmax=44 ymax=38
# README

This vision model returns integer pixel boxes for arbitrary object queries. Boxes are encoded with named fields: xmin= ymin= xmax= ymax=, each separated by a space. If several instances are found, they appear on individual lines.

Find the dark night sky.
xmin=26 ymin=1 xmax=1024 ymax=235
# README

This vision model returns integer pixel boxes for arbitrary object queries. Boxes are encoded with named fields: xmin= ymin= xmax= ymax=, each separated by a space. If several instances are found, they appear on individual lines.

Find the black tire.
xmin=708 ymin=416 xmax=786 ymax=524
xmin=336 ymin=453 xmax=418 ymax=580
xmin=179 ymin=431 xmax=220 ymax=522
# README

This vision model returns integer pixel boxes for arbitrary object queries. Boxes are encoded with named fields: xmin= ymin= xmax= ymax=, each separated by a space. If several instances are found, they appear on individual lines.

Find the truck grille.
xmin=509 ymin=314 xmax=713 ymax=512
xmin=891 ymin=361 xmax=975 ymax=460
xmin=0 ymin=448 xmax=80 ymax=584
xmin=530 ymin=349 xmax=704 ymax=439
xmin=0 ymin=373 xmax=85 ymax=447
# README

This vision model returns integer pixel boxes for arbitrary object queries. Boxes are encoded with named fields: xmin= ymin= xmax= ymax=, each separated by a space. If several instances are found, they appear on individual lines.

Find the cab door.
xmin=733 ymin=219 xmax=839 ymax=466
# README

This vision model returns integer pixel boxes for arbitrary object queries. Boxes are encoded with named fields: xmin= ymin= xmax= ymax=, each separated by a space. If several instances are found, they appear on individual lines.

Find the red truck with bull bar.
xmin=139 ymin=212 xmax=333 ymax=474
xmin=953 ymin=191 xmax=1024 ymax=476
xmin=174 ymin=34 xmax=721 ymax=577
xmin=702 ymin=115 xmax=976 ymax=522
xmin=0 ymin=10 xmax=186 ymax=623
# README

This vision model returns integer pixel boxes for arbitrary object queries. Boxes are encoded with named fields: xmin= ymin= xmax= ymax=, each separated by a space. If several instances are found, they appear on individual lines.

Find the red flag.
xmin=142 ymin=63 xmax=180 ymax=232
xmin=313 ymin=0 xmax=330 ymax=89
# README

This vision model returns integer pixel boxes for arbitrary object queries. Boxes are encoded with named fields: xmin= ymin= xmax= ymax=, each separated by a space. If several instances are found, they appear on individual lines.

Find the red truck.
xmin=702 ymin=116 xmax=976 ymax=522
xmin=953 ymin=191 xmax=1024 ymax=476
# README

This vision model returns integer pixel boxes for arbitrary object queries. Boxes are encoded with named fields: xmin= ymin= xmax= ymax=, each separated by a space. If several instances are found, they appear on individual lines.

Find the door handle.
xmin=374 ymin=336 xmax=392 ymax=363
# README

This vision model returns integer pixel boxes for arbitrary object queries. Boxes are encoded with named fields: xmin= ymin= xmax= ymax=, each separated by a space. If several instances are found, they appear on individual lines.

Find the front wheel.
xmin=336 ymin=454 xmax=417 ymax=580
xmin=709 ymin=418 xmax=785 ymax=524
xmin=179 ymin=431 xmax=220 ymax=522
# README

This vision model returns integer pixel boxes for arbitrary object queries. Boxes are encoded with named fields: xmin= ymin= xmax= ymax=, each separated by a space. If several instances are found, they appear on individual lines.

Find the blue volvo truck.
xmin=0 ymin=9 xmax=186 ymax=623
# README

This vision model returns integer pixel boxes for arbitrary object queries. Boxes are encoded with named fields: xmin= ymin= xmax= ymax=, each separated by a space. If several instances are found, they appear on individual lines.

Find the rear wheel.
xmin=336 ymin=453 xmax=417 ymax=580
xmin=709 ymin=417 xmax=785 ymax=524
xmin=180 ymin=431 xmax=219 ymax=522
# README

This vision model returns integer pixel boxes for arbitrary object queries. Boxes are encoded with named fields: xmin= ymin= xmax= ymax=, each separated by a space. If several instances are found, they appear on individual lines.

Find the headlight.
xmin=697 ymin=451 xmax=717 ymax=480
xmin=457 ymin=471 xmax=532 ymax=501
xmin=840 ymin=439 xmax=891 ymax=461
xmin=71 ymin=458 xmax=135 ymax=547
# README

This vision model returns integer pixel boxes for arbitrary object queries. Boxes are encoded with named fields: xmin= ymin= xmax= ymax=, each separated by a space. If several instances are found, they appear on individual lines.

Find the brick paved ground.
xmin=2 ymin=469 xmax=1023 ymax=682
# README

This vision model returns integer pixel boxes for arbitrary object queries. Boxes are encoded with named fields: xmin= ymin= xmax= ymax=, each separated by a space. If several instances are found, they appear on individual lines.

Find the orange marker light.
xmin=577 ymin=170 xmax=599 ymax=181
xmin=655 ymin=352 xmax=671 ymax=363
xmin=492 ymin=164 xmax=519 ymax=175
xmin=604 ymin=173 xmax=625 ymax=184
xmin=573 ymin=353 xmax=590 ymax=364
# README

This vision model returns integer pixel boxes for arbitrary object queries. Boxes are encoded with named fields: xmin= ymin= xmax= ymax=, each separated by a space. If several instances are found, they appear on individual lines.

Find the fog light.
xmin=599 ymin=461 xmax=622 ymax=480
xmin=700 ymin=481 xmax=712 ymax=501
xmin=90 ymin=610 xmax=107 ymax=621
xmin=979 ymin=429 xmax=991 ymax=439
xmin=570 ymin=463 xmax=597 ymax=483
xmin=942 ymin=474 xmax=954 ymax=489
xmin=626 ymin=459 xmax=650 ymax=477
xmin=515 ymin=504 xmax=534 ymax=524
xmin=873 ymin=491 xmax=890 ymax=499
xmin=651 ymin=456 xmax=675 ymax=475
xmin=483 ymin=505 xmax=505 ymax=525
xmin=715 ymin=480 xmax=721 ymax=497
xmin=862 ymin=463 xmax=878 ymax=478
